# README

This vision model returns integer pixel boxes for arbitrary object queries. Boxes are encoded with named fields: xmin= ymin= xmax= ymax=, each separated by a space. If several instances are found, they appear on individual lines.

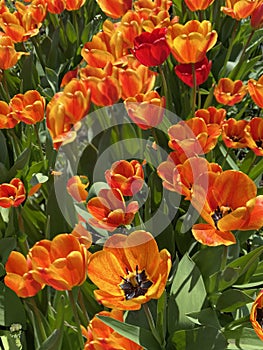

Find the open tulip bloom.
xmin=2 ymin=0 xmax=263 ymax=348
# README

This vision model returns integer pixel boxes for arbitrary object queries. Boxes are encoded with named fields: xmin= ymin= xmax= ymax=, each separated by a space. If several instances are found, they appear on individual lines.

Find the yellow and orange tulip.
xmin=105 ymin=160 xmax=144 ymax=196
xmin=192 ymin=170 xmax=263 ymax=246
xmin=221 ymin=0 xmax=259 ymax=20
xmin=67 ymin=175 xmax=89 ymax=202
xmin=221 ymin=118 xmax=249 ymax=149
xmin=214 ymin=78 xmax=247 ymax=106
xmin=29 ymin=233 xmax=90 ymax=291
xmin=87 ymin=230 xmax=171 ymax=310
xmin=245 ymin=117 xmax=263 ymax=156
xmin=166 ymin=20 xmax=218 ymax=64
xmin=87 ymin=188 xmax=139 ymax=232
xmin=248 ymin=74 xmax=263 ymax=108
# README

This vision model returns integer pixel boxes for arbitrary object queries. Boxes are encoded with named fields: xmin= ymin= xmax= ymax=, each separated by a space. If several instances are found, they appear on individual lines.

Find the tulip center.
xmin=256 ymin=308 xmax=263 ymax=329
xmin=120 ymin=265 xmax=153 ymax=300
xmin=255 ymin=139 xmax=263 ymax=149
xmin=211 ymin=205 xmax=232 ymax=229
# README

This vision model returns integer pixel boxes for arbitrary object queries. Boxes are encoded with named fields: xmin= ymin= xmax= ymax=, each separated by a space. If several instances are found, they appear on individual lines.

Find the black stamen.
xmin=120 ymin=268 xmax=153 ymax=300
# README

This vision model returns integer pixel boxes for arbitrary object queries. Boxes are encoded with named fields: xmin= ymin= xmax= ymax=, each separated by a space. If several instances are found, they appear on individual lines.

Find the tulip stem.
xmin=33 ymin=124 xmax=46 ymax=165
xmin=221 ymin=147 xmax=230 ymax=169
xmin=78 ymin=289 xmax=90 ymax=325
xmin=68 ymin=290 xmax=85 ymax=348
xmin=25 ymin=298 xmax=47 ymax=344
xmin=143 ymin=303 xmax=165 ymax=349
xmin=31 ymin=36 xmax=46 ymax=73
xmin=191 ymin=63 xmax=197 ymax=117
xmin=158 ymin=64 xmax=170 ymax=109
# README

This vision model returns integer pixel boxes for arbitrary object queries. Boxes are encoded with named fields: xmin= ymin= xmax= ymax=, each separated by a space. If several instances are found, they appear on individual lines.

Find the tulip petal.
xmin=192 ymin=223 xmax=236 ymax=246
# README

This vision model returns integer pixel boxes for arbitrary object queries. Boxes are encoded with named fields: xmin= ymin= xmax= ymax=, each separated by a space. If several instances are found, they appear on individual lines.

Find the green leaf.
xmin=0 ymin=283 xmax=26 ymax=327
xmin=97 ymin=315 xmax=161 ymax=350
xmin=0 ymin=237 xmax=16 ymax=264
xmin=7 ymin=148 xmax=31 ymax=180
xmin=216 ymin=289 xmax=254 ymax=312
xmin=186 ymin=308 xmax=221 ymax=329
xmin=66 ymin=21 xmax=77 ymax=44
xmin=169 ymin=326 xmax=228 ymax=350
xmin=168 ymin=254 xmax=207 ymax=333
xmin=0 ymin=130 xmax=9 ymax=169
xmin=20 ymin=54 xmax=40 ymax=91
xmin=157 ymin=291 xmax=167 ymax=344
xmin=38 ymin=330 xmax=62 ymax=350
xmin=249 ymin=158 xmax=263 ymax=181
xmin=226 ymin=327 xmax=263 ymax=349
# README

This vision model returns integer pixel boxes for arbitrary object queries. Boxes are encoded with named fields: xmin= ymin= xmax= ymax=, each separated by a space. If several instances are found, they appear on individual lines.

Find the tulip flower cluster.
xmin=0 ymin=0 xmax=263 ymax=349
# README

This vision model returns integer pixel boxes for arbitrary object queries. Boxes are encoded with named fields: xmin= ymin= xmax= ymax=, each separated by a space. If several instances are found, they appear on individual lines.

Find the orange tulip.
xmin=221 ymin=0 xmax=259 ymax=20
xmin=0 ymin=0 xmax=8 ymax=14
xmin=87 ymin=230 xmax=171 ymax=310
xmin=244 ymin=117 xmax=263 ymax=156
xmin=9 ymin=90 xmax=45 ymax=125
xmin=67 ymin=175 xmax=89 ymax=202
xmin=250 ymin=290 xmax=263 ymax=341
xmin=221 ymin=118 xmax=249 ymax=148
xmin=166 ymin=20 xmax=218 ymax=64
xmin=134 ymin=0 xmax=172 ymax=11
xmin=29 ymin=234 xmax=90 ymax=291
xmin=184 ymin=0 xmax=215 ymax=11
xmin=105 ymin=160 xmax=144 ymax=196
xmin=65 ymin=0 xmax=86 ymax=11
xmin=4 ymin=251 xmax=45 ymax=298
xmin=96 ymin=0 xmax=132 ymax=19
xmin=0 ymin=178 xmax=26 ymax=208
xmin=0 ymin=33 xmax=28 ymax=70
xmin=117 ymin=56 xmax=156 ymax=99
xmin=124 ymin=91 xmax=165 ymax=130
xmin=46 ymin=79 xmax=91 ymax=149
xmin=60 ymin=68 xmax=78 ymax=87
xmin=87 ymin=188 xmax=139 ymax=232
xmin=82 ymin=309 xmax=143 ymax=349
xmin=168 ymin=117 xmax=221 ymax=156
xmin=191 ymin=170 xmax=263 ymax=246
xmin=157 ymin=156 xmax=222 ymax=199
xmin=248 ymin=74 xmax=263 ymax=108
xmin=214 ymin=78 xmax=247 ymax=106
xmin=0 ymin=101 xmax=19 ymax=129
xmin=195 ymin=106 xmax=226 ymax=127
xmin=71 ymin=222 xmax=92 ymax=249
xmin=45 ymin=0 xmax=66 ymax=14
xmin=0 ymin=0 xmax=46 ymax=42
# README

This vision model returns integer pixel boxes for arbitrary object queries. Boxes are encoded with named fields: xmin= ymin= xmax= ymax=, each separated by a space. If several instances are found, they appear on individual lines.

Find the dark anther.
xmin=256 ymin=308 xmax=263 ymax=329
xmin=120 ymin=265 xmax=153 ymax=300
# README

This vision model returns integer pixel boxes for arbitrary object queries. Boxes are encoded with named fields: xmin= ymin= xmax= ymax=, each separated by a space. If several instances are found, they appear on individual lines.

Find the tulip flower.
xmin=9 ymin=90 xmax=46 ymax=125
xmin=157 ymin=156 xmax=222 ymax=199
xmin=250 ymin=290 xmax=263 ymax=341
xmin=71 ymin=222 xmax=92 ymax=249
xmin=0 ymin=34 xmax=29 ymax=70
xmin=65 ymin=0 xmax=86 ymax=11
xmin=221 ymin=118 xmax=249 ymax=149
xmin=0 ymin=0 xmax=46 ymax=42
xmin=87 ymin=230 xmax=171 ymax=310
xmin=45 ymin=0 xmax=66 ymax=14
xmin=250 ymin=2 xmax=263 ymax=29
xmin=191 ymin=170 xmax=263 ymax=246
xmin=0 ymin=101 xmax=19 ymax=129
xmin=124 ymin=91 xmax=165 ymax=130
xmin=67 ymin=175 xmax=89 ymax=202
xmin=96 ymin=0 xmax=133 ymax=19
xmin=221 ymin=0 xmax=259 ymax=20
xmin=244 ymin=117 xmax=263 ymax=156
xmin=175 ymin=56 xmax=212 ymax=87
xmin=166 ymin=20 xmax=218 ymax=64
xmin=87 ymin=188 xmax=139 ymax=232
xmin=29 ymin=234 xmax=90 ymax=291
xmin=195 ymin=106 xmax=227 ymax=127
xmin=105 ymin=160 xmax=144 ymax=196
xmin=184 ymin=0 xmax=215 ymax=11
xmin=4 ymin=251 xmax=45 ymax=298
xmin=132 ymin=27 xmax=171 ymax=67
xmin=0 ymin=178 xmax=26 ymax=208
xmin=168 ymin=117 xmax=221 ymax=156
xmin=248 ymin=74 xmax=263 ymax=108
xmin=214 ymin=78 xmax=247 ymax=106
xmin=82 ymin=309 xmax=143 ymax=349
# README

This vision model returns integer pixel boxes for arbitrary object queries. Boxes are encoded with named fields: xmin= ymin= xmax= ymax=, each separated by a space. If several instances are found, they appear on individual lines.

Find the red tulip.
xmin=175 ymin=56 xmax=212 ymax=87
xmin=132 ymin=27 xmax=171 ymax=67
